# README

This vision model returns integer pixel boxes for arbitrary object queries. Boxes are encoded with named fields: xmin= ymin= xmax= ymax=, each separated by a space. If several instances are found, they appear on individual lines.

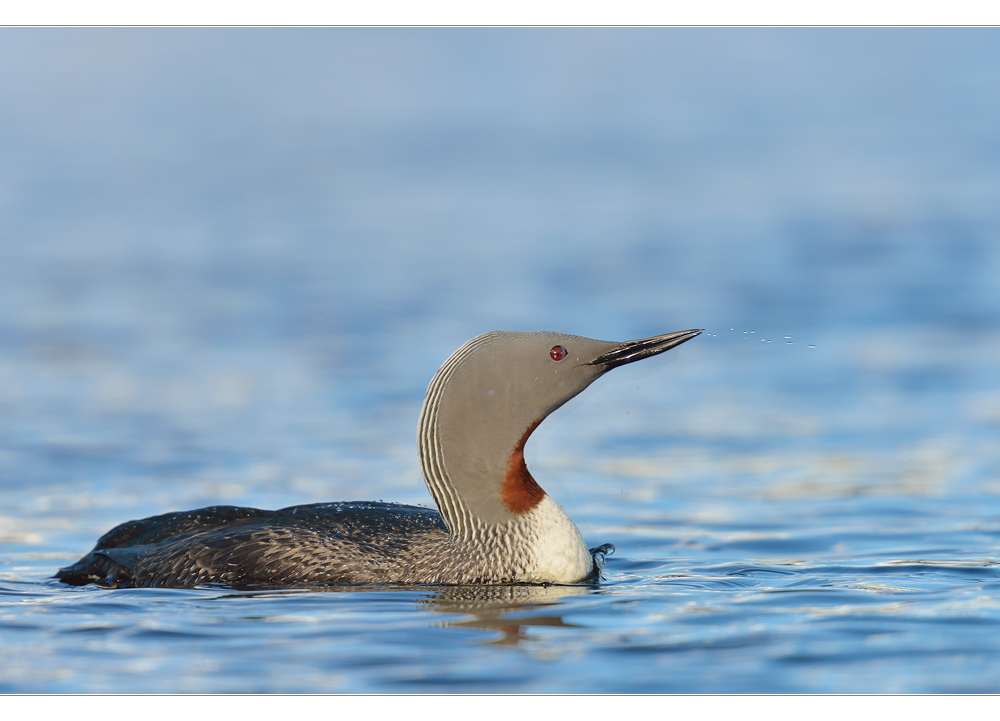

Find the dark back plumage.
xmin=58 ymin=502 xmax=448 ymax=588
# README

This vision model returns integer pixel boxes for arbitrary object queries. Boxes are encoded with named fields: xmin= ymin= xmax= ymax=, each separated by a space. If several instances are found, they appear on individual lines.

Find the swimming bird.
xmin=57 ymin=328 xmax=701 ymax=589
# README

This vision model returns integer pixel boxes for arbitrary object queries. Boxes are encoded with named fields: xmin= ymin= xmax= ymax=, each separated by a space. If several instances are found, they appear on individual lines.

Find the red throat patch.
xmin=501 ymin=419 xmax=546 ymax=514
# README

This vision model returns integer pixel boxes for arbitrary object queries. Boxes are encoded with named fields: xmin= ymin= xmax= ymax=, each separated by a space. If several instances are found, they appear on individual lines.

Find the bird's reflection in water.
xmin=204 ymin=581 xmax=599 ymax=646
xmin=419 ymin=583 xmax=596 ymax=645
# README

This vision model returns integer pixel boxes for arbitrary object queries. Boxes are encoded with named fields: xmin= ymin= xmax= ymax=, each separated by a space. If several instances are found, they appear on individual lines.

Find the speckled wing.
xmin=56 ymin=502 xmax=448 ymax=589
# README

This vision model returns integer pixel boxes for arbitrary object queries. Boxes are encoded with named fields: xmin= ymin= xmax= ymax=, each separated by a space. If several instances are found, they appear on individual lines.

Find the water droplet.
xmin=589 ymin=543 xmax=615 ymax=573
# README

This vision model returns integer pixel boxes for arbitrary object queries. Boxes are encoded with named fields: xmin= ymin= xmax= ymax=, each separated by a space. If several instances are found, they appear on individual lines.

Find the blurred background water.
xmin=1 ymin=28 xmax=999 ymax=693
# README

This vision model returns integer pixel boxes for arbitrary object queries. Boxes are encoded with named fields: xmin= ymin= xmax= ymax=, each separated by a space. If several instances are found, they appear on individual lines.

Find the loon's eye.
xmin=550 ymin=345 xmax=567 ymax=361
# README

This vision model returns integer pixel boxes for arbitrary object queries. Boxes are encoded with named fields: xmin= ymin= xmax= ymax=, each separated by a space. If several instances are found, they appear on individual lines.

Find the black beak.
xmin=588 ymin=329 xmax=702 ymax=370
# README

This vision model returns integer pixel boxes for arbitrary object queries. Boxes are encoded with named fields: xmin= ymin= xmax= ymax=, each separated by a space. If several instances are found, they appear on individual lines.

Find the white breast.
xmin=516 ymin=495 xmax=593 ymax=583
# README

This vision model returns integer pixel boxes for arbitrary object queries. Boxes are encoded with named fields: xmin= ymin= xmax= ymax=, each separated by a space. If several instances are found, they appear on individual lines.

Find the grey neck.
xmin=418 ymin=334 xmax=503 ymax=539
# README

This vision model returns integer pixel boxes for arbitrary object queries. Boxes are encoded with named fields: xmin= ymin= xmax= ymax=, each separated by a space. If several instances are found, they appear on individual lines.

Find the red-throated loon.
xmin=57 ymin=329 xmax=701 ymax=589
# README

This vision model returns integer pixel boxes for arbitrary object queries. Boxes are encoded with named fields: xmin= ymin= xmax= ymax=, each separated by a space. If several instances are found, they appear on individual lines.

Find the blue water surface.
xmin=1 ymin=28 xmax=999 ymax=693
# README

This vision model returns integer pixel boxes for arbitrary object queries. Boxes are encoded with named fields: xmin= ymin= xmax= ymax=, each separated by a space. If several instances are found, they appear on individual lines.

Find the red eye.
xmin=550 ymin=345 xmax=567 ymax=361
